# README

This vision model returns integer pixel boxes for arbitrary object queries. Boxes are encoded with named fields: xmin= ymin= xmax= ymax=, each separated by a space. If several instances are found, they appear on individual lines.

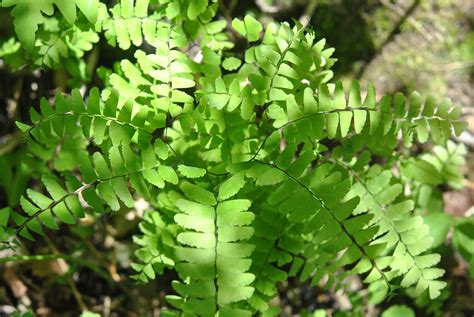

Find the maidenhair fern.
xmin=1 ymin=0 xmax=99 ymax=52
xmin=1 ymin=0 xmax=469 ymax=315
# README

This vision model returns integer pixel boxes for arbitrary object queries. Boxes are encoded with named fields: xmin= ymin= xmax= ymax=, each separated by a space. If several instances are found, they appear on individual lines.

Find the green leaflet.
xmin=232 ymin=16 xmax=262 ymax=42
xmin=187 ymin=0 xmax=207 ymax=20
xmin=222 ymin=57 xmax=242 ymax=71
xmin=180 ymin=181 xmax=216 ymax=206
xmin=218 ymin=171 xmax=246 ymax=201
xmin=177 ymin=165 xmax=207 ymax=179
xmin=382 ymin=305 xmax=415 ymax=317
xmin=423 ymin=213 xmax=452 ymax=248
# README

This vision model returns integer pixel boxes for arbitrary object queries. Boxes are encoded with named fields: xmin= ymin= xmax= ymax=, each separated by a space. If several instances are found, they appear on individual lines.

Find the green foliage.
xmin=381 ymin=305 xmax=415 ymax=317
xmin=232 ymin=15 xmax=263 ymax=42
xmin=453 ymin=216 xmax=474 ymax=277
xmin=1 ymin=0 xmax=99 ymax=52
xmin=132 ymin=210 xmax=176 ymax=282
xmin=0 ymin=1 xmax=470 ymax=315
xmin=423 ymin=212 xmax=453 ymax=248
xmin=80 ymin=312 xmax=101 ymax=317
xmin=168 ymin=190 xmax=255 ymax=315
xmin=0 ymin=0 xmax=101 ymax=84
xmin=97 ymin=0 xmax=158 ymax=50
xmin=400 ymin=140 xmax=467 ymax=189
xmin=12 ymin=311 xmax=35 ymax=317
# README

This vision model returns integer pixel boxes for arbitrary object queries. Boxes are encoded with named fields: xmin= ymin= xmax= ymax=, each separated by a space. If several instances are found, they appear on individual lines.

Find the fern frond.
xmin=230 ymin=144 xmax=385 ymax=311
xmin=200 ymin=21 xmax=335 ymax=119
xmin=108 ymin=45 xmax=195 ymax=116
xmin=167 ymin=181 xmax=255 ymax=316
xmin=17 ymin=88 xmax=165 ymax=150
xmin=34 ymin=25 xmax=99 ymax=68
xmin=1 ymin=0 xmax=100 ymax=52
xmin=132 ymin=210 xmax=177 ymax=283
xmin=7 ymin=10 xmax=469 ymax=312
xmin=13 ymin=134 xmax=184 ymax=240
xmin=15 ymin=172 xmax=86 ymax=240
xmin=97 ymin=0 xmax=164 ymax=50
xmin=401 ymin=140 xmax=467 ymax=189
xmin=333 ymin=158 xmax=446 ymax=302
xmin=266 ymin=81 xmax=466 ymax=148
xmin=97 ymin=0 xmax=224 ymax=53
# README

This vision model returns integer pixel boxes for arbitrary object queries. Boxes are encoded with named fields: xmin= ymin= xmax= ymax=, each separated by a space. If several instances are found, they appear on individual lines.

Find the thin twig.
xmin=218 ymin=0 xmax=233 ymax=25
xmin=356 ymin=0 xmax=421 ymax=79
xmin=299 ymin=0 xmax=318 ymax=28
xmin=0 ymin=77 xmax=24 ymax=155
xmin=464 ymin=179 xmax=474 ymax=191
xmin=0 ymin=131 xmax=22 ymax=156
xmin=0 ymin=253 xmax=109 ymax=278
xmin=78 ymin=235 xmax=121 ymax=282
xmin=43 ymin=235 xmax=88 ymax=312
xmin=437 ymin=60 xmax=474 ymax=72
xmin=380 ymin=0 xmax=432 ymax=42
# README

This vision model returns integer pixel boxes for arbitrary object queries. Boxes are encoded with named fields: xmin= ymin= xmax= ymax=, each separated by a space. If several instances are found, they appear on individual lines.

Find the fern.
xmin=401 ymin=140 xmax=467 ymax=188
xmin=0 ymin=0 xmax=101 ymax=84
xmin=17 ymin=88 xmax=166 ymax=151
xmin=108 ymin=41 xmax=195 ymax=116
xmin=14 ymin=88 xmax=182 ymax=239
xmin=1 ymin=0 xmax=99 ymax=52
xmin=333 ymin=158 xmax=446 ymax=302
xmin=200 ymin=21 xmax=336 ymax=119
xmin=166 ymin=182 xmax=255 ymax=316
xmin=96 ymin=0 xmax=159 ymax=50
xmin=131 ymin=210 xmax=176 ymax=283
xmin=36 ymin=25 xmax=99 ymax=68
xmin=267 ymin=82 xmax=465 ymax=147
xmin=96 ymin=0 xmax=221 ymax=50
xmin=2 ymin=3 xmax=469 ymax=314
